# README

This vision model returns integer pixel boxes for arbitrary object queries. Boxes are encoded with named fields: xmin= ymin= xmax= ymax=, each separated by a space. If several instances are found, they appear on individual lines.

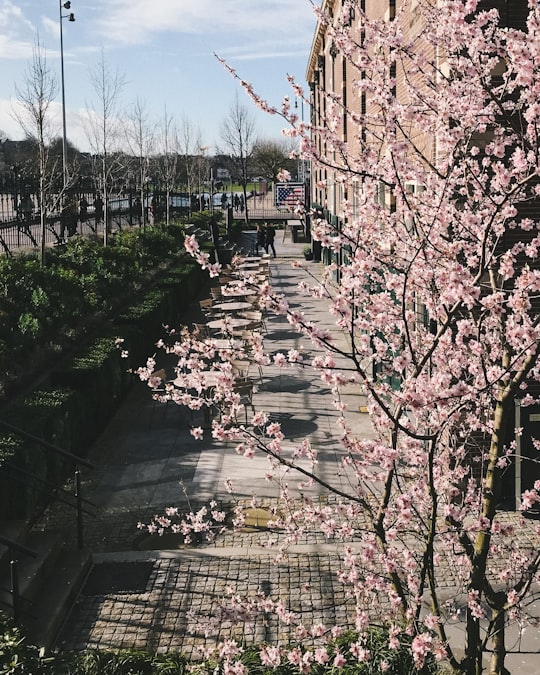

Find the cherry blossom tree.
xmin=138 ymin=1 xmax=540 ymax=673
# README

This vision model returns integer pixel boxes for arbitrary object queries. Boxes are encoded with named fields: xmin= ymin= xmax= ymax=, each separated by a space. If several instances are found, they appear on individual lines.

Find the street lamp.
xmin=59 ymin=0 xmax=75 ymax=189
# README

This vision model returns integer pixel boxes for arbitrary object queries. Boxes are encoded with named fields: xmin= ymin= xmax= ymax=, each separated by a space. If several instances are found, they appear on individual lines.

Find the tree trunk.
xmin=466 ymin=397 xmax=510 ymax=674
xmin=490 ymin=607 xmax=509 ymax=675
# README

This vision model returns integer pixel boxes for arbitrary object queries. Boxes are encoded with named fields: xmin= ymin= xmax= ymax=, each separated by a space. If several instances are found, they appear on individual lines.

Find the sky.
xmin=0 ymin=0 xmax=318 ymax=154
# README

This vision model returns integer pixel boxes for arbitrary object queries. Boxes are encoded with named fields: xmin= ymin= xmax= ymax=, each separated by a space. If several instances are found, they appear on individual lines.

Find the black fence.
xmin=0 ymin=189 xmax=196 ymax=254
xmin=0 ymin=186 xmax=305 ymax=255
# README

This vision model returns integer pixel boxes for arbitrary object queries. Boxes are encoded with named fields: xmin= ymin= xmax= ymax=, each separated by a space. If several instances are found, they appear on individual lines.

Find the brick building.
xmin=305 ymin=0 xmax=539 ymax=508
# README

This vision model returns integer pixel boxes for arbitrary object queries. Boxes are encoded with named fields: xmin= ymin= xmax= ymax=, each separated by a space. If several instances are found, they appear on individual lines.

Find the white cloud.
xmin=0 ymin=0 xmax=35 ymax=58
xmin=0 ymin=95 xmax=93 ymax=150
xmin=92 ymin=0 xmax=315 ymax=47
xmin=0 ymin=0 xmax=31 ymax=29
xmin=0 ymin=0 xmax=316 ymax=147
xmin=41 ymin=15 xmax=59 ymax=40
xmin=0 ymin=97 xmax=24 ymax=140
xmin=0 ymin=33 xmax=33 ymax=59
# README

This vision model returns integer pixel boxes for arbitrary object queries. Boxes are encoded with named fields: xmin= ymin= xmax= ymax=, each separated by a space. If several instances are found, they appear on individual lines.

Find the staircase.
xmin=0 ymin=520 xmax=92 ymax=648
xmin=0 ymin=421 xmax=96 ymax=650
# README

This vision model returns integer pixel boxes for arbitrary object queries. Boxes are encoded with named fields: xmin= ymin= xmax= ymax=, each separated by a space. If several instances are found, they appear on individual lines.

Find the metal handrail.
xmin=0 ymin=536 xmax=37 ymax=558
xmin=0 ymin=419 xmax=94 ymax=469
xmin=4 ymin=464 xmax=97 ymax=516
xmin=0 ymin=537 xmax=38 ymax=623
xmin=0 ymin=420 xmax=96 ymax=549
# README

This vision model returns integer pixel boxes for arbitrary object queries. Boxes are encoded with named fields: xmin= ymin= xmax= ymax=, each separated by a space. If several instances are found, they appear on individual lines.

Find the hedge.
xmin=0 ymin=247 xmax=210 ymax=520
xmin=0 ymin=388 xmax=81 ymax=518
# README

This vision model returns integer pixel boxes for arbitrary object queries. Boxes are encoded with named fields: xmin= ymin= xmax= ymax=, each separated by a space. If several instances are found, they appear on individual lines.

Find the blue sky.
xmin=0 ymin=0 xmax=317 ymax=153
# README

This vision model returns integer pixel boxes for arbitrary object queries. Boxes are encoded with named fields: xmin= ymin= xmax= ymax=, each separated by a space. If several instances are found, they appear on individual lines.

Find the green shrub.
xmin=0 ymin=226 xmax=193 ymax=379
xmin=0 ymin=616 xmax=189 ymax=675
xmin=52 ymin=334 xmax=131 ymax=438
xmin=0 ymin=434 xmax=28 ymax=517
xmin=0 ymin=225 xmax=208 ymax=519
xmin=0 ymin=614 xmax=442 ymax=675
xmin=0 ymin=387 xmax=83 ymax=517
xmin=0 ymin=620 xmax=58 ymax=674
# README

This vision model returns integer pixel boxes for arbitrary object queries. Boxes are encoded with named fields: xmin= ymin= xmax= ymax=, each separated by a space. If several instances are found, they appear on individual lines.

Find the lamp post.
xmin=59 ymin=0 xmax=75 ymax=189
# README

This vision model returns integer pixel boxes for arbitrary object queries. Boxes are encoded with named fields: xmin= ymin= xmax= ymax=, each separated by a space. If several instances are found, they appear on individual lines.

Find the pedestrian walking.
xmin=16 ymin=192 xmax=37 ymax=244
xmin=60 ymin=196 xmax=78 ymax=240
xmin=17 ymin=193 xmax=33 ymax=228
xmin=79 ymin=196 xmax=88 ymax=223
xmin=133 ymin=196 xmax=143 ymax=225
xmin=94 ymin=193 xmax=104 ymax=225
xmin=265 ymin=223 xmax=276 ymax=258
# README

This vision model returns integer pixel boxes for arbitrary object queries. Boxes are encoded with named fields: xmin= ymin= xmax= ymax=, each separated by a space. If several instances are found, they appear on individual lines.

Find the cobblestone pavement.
xmin=59 ymin=552 xmax=359 ymax=659
xmin=33 ymin=228 xmax=540 ymax=671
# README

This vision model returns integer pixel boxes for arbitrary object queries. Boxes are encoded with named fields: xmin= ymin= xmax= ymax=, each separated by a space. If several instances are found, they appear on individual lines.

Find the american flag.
xmin=275 ymin=183 xmax=305 ymax=208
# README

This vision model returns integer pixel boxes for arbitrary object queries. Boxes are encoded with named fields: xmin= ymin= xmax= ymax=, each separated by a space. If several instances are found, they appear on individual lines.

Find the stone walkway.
xmin=35 ymin=226 xmax=540 ymax=672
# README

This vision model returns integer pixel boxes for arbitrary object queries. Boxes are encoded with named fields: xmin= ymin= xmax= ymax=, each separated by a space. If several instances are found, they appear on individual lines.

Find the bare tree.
xmin=14 ymin=37 xmax=60 ymax=262
xmin=153 ymin=106 xmax=180 ymax=226
xmin=84 ymin=50 xmax=125 ymax=245
xmin=252 ymin=138 xmax=296 ymax=183
xmin=220 ymin=94 xmax=256 ymax=223
xmin=178 ymin=115 xmax=204 ymax=213
xmin=124 ymin=97 xmax=154 ymax=229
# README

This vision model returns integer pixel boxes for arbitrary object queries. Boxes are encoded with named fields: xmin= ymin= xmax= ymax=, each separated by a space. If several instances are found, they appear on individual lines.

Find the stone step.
xmin=0 ymin=521 xmax=92 ymax=649
xmin=23 ymin=548 xmax=92 ymax=649
xmin=0 ymin=530 xmax=63 ymax=612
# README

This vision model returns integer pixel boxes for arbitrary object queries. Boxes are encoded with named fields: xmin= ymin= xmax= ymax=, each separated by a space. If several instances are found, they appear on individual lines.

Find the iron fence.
xmin=0 ymin=189 xmax=192 ymax=254
xmin=0 ymin=187 xmax=302 ymax=255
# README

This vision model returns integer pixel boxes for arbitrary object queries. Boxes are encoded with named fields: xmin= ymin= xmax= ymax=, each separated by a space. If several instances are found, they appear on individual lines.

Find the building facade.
xmin=305 ymin=0 xmax=539 ymax=507
xmin=306 ymin=0 xmax=529 ymax=222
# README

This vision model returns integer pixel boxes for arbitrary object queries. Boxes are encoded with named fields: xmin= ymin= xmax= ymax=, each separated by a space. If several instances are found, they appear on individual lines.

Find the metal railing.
xmin=0 ymin=190 xmax=303 ymax=255
xmin=0 ymin=419 xmax=96 ymax=624
xmin=0 ymin=537 xmax=37 ymax=624
xmin=0 ymin=419 xmax=96 ymax=551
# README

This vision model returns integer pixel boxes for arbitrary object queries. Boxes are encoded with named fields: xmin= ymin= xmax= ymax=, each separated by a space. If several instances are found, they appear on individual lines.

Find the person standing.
xmin=60 ymin=196 xmax=78 ymax=240
xmin=18 ymin=193 xmax=33 ymax=225
xmin=17 ymin=192 xmax=37 ymax=244
xmin=256 ymin=223 xmax=266 ymax=254
xmin=265 ymin=222 xmax=276 ymax=258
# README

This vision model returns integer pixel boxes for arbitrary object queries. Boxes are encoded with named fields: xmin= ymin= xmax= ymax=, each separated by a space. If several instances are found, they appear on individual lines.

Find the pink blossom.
xmin=287 ymin=648 xmax=303 ymax=666
xmin=190 ymin=427 xmax=204 ymax=440
xmin=520 ymin=489 xmax=540 ymax=511
xmin=260 ymin=646 xmax=281 ymax=667
xmin=507 ymin=589 xmax=519 ymax=607
xmin=273 ymin=353 xmax=287 ymax=367
xmin=314 ymin=647 xmax=329 ymax=665
xmin=136 ymin=7 xmax=540 ymax=668
xmin=332 ymin=652 xmax=346 ymax=668
xmin=411 ymin=634 xmax=432 ymax=669
xmin=310 ymin=623 xmax=326 ymax=637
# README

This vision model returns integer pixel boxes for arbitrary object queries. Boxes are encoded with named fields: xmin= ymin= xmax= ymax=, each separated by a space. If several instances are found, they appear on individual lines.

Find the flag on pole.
xmin=275 ymin=183 xmax=305 ymax=208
